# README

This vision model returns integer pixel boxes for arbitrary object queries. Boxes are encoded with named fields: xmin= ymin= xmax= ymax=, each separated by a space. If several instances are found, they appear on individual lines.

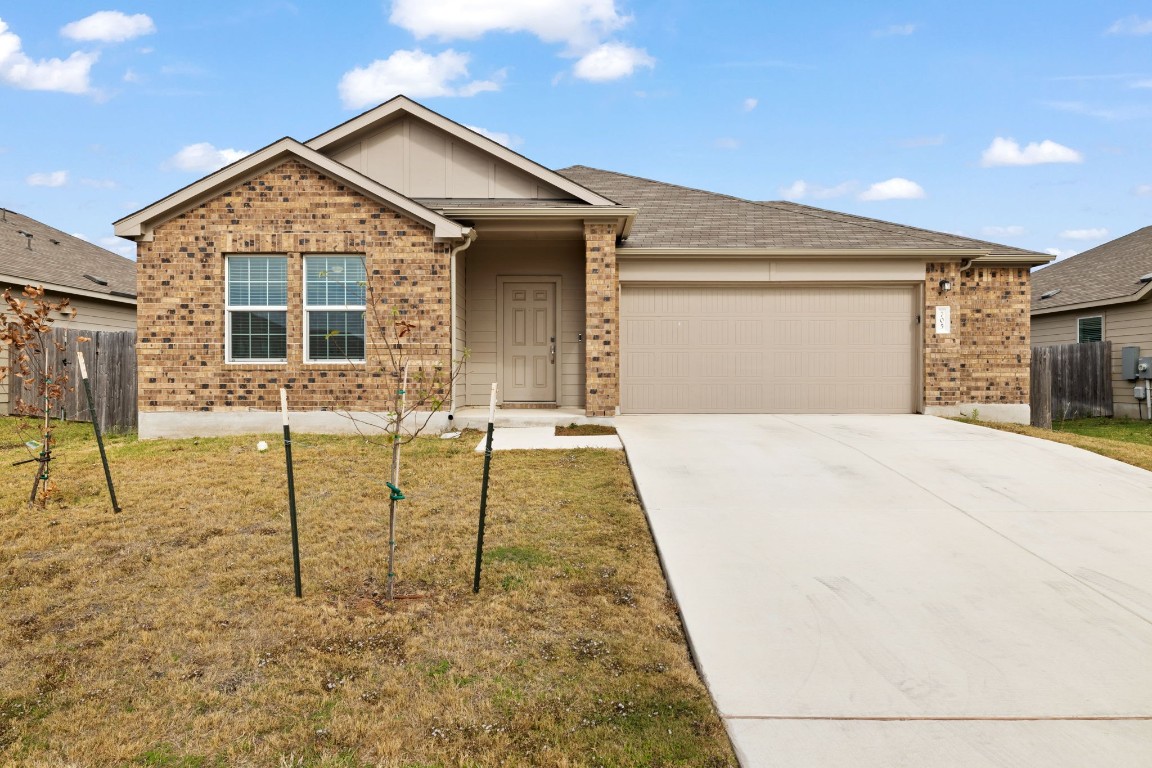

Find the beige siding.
xmin=1 ymin=290 xmax=135 ymax=413
xmin=1033 ymin=300 xmax=1152 ymax=417
xmin=328 ymin=117 xmax=569 ymax=200
xmin=453 ymin=250 xmax=467 ymax=407
xmin=463 ymin=239 xmax=586 ymax=407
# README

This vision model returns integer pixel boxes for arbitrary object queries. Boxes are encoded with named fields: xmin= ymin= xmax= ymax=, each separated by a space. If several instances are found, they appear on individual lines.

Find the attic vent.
xmin=1039 ymin=289 xmax=1061 ymax=300
xmin=1140 ymin=273 xmax=1152 ymax=283
xmin=83 ymin=274 xmax=108 ymax=286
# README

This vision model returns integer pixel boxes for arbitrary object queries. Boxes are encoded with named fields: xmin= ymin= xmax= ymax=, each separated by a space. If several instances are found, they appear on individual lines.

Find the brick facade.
xmin=924 ymin=261 xmax=1031 ymax=408
xmin=136 ymin=160 xmax=451 ymax=413
xmin=584 ymin=221 xmax=619 ymax=416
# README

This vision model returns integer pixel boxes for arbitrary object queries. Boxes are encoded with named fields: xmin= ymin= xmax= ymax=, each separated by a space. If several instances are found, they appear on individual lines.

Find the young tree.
xmin=328 ymin=279 xmax=465 ymax=600
xmin=1 ymin=285 xmax=73 ymax=506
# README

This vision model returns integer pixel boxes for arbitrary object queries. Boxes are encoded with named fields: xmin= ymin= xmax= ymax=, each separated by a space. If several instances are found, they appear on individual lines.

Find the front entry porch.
xmin=449 ymin=405 xmax=615 ymax=431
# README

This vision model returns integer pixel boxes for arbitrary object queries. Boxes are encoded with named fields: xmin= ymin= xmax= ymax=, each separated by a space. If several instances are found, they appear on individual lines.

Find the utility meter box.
xmin=1141 ymin=358 xmax=1152 ymax=380
xmin=1123 ymin=346 xmax=1142 ymax=380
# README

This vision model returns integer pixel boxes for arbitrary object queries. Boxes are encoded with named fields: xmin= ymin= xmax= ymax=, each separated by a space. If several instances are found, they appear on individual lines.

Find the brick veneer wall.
xmin=924 ymin=262 xmax=1031 ymax=407
xmin=584 ymin=221 xmax=618 ymax=416
xmin=136 ymin=160 xmax=452 ymax=413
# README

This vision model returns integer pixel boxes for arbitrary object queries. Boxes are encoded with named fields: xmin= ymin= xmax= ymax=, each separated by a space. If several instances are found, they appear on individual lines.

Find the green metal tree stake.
xmin=472 ymin=382 xmax=498 ymax=593
xmin=280 ymin=388 xmax=303 ymax=598
xmin=77 ymin=351 xmax=120 ymax=513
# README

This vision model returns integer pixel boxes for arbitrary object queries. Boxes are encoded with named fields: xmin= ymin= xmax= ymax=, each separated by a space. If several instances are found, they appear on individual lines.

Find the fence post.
xmin=1031 ymin=346 xmax=1052 ymax=429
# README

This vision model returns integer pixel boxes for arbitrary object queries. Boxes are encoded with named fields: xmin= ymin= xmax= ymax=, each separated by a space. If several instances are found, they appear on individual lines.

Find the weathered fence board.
xmin=7 ymin=329 xmax=137 ymax=431
xmin=1030 ymin=340 xmax=1112 ymax=427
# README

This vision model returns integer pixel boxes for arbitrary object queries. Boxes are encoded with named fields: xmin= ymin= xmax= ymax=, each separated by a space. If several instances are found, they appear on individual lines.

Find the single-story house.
xmin=1031 ymin=226 xmax=1152 ymax=418
xmin=1 ymin=208 xmax=137 ymax=414
xmin=113 ymin=96 xmax=1049 ymax=437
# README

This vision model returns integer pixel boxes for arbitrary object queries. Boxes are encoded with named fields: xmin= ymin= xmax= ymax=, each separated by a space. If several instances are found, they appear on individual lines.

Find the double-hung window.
xmin=1077 ymin=315 xmax=1103 ymax=343
xmin=226 ymin=256 xmax=288 ymax=362
xmin=305 ymin=255 xmax=367 ymax=362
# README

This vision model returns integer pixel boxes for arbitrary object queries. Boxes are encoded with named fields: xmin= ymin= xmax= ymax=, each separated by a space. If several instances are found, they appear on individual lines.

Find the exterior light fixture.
xmin=939 ymin=279 xmax=953 ymax=292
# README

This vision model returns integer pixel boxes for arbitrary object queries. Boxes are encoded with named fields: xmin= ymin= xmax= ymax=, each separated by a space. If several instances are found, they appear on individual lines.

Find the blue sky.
xmin=1 ymin=1 xmax=1150 ymax=264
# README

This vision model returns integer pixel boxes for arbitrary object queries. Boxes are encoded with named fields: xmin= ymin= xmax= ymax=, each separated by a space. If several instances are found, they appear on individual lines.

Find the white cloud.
xmin=26 ymin=170 xmax=68 ymax=187
xmin=982 ymin=225 xmax=1026 ymax=237
xmin=1045 ymin=247 xmax=1079 ymax=261
xmin=742 ymin=97 xmax=758 ymax=112
xmin=1060 ymin=228 xmax=1108 ymax=241
xmin=338 ymin=49 xmax=500 ymax=108
xmin=1135 ymin=184 xmax=1152 ymax=197
xmin=165 ymin=143 xmax=248 ymax=173
xmin=0 ymin=18 xmax=97 ymax=93
xmin=874 ymin=23 xmax=917 ymax=37
xmin=61 ymin=11 xmax=156 ymax=43
xmin=573 ymin=42 xmax=653 ymax=81
xmin=980 ymin=137 xmax=1083 ymax=167
xmin=123 ymin=68 xmax=142 ymax=83
xmin=858 ymin=177 xmax=925 ymax=201
xmin=389 ymin=0 xmax=629 ymax=50
xmin=1107 ymin=15 xmax=1152 ymax=35
xmin=779 ymin=179 xmax=856 ymax=200
xmin=98 ymin=235 xmax=136 ymax=259
xmin=464 ymin=124 xmax=520 ymax=147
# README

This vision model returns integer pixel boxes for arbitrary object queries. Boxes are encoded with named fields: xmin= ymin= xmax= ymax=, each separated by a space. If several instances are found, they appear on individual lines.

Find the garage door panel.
xmin=621 ymin=284 xmax=916 ymax=414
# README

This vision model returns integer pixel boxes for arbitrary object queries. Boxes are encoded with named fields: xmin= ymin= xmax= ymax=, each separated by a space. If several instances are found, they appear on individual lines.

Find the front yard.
xmin=966 ymin=416 xmax=1152 ymax=473
xmin=0 ymin=418 xmax=735 ymax=767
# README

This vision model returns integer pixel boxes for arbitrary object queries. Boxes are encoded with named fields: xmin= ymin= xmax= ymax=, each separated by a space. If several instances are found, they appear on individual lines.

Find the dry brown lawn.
xmin=0 ymin=418 xmax=735 ymax=768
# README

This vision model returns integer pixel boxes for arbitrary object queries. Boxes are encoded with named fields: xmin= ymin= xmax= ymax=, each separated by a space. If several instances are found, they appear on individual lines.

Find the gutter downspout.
xmin=449 ymin=229 xmax=478 ymax=419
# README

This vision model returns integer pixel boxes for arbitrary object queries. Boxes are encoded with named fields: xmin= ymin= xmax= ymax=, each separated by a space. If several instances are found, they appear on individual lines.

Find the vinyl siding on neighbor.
xmin=1033 ymin=299 xmax=1152 ymax=417
xmin=1 ymin=293 xmax=135 ymax=413
xmin=463 ymin=240 xmax=586 ymax=407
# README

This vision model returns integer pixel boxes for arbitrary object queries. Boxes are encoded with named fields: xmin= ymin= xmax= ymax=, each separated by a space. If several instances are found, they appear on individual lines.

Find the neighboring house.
xmin=1 ymin=208 xmax=137 ymax=414
xmin=1031 ymin=227 xmax=1152 ymax=418
xmin=113 ymin=96 xmax=1048 ymax=438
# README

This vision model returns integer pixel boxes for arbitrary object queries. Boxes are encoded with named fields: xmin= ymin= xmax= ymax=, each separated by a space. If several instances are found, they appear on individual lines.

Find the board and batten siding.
xmin=463 ymin=239 xmax=586 ymax=407
xmin=1032 ymin=300 xmax=1152 ymax=418
xmin=1 ymin=290 xmax=136 ymax=414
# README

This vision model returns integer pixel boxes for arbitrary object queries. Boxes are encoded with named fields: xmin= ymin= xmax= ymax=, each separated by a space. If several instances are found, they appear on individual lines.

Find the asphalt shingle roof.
xmin=1 ymin=208 xmax=137 ymax=299
xmin=559 ymin=165 xmax=1045 ymax=255
xmin=1031 ymin=226 xmax=1152 ymax=312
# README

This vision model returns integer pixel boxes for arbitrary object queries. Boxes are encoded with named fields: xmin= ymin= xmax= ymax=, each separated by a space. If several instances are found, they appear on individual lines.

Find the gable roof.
xmin=114 ymin=137 xmax=470 ymax=242
xmin=560 ymin=165 xmax=1049 ymax=261
xmin=1031 ymin=226 xmax=1152 ymax=314
xmin=306 ymin=96 xmax=618 ymax=208
xmin=1 ymin=208 xmax=136 ymax=304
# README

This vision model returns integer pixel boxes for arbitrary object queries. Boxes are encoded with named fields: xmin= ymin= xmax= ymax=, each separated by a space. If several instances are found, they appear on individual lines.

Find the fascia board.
xmin=114 ymin=138 xmax=469 ymax=242
xmin=0 ymin=273 xmax=137 ymax=305
xmin=1032 ymin=284 xmax=1152 ymax=316
xmin=305 ymin=97 xmax=618 ymax=208
xmin=617 ymin=247 xmax=991 ymax=259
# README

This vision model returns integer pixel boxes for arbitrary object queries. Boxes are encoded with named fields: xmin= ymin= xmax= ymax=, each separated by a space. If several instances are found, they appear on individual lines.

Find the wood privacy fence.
xmin=8 ymin=329 xmax=137 ymax=431
xmin=1030 ymin=340 xmax=1112 ymax=429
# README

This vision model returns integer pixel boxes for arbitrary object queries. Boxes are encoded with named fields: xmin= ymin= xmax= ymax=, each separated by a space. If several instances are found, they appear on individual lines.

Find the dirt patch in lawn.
xmin=0 ymin=417 xmax=734 ymax=767
xmin=555 ymin=424 xmax=618 ymax=437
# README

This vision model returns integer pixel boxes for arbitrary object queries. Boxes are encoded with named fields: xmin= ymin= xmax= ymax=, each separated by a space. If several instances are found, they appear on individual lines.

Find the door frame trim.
xmin=496 ymin=275 xmax=562 ymax=405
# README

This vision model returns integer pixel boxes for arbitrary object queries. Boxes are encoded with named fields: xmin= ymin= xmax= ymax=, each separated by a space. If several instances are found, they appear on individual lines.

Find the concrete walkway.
xmin=616 ymin=415 xmax=1152 ymax=767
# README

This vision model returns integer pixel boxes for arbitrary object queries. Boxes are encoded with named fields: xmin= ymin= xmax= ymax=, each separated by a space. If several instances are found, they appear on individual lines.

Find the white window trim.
xmin=1077 ymin=314 xmax=1104 ymax=344
xmin=303 ymin=255 xmax=367 ymax=364
xmin=225 ymin=255 xmax=289 ymax=364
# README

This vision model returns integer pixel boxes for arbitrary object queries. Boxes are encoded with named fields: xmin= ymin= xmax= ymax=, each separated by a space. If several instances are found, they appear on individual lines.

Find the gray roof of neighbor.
xmin=559 ymin=165 xmax=1045 ymax=255
xmin=1031 ymin=226 xmax=1152 ymax=312
xmin=1 ymin=208 xmax=137 ymax=300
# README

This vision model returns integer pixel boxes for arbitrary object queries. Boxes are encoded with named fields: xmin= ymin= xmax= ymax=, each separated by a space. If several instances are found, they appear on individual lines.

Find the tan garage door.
xmin=621 ymin=284 xmax=918 ymax=413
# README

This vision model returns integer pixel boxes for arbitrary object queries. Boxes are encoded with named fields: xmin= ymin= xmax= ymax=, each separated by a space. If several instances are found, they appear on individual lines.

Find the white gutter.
xmin=449 ymin=229 xmax=478 ymax=414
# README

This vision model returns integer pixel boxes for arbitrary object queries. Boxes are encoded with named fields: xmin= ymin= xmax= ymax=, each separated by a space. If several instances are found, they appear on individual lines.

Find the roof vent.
xmin=109 ymin=290 xmax=137 ymax=299
xmin=1039 ymin=289 xmax=1061 ymax=300
xmin=83 ymin=274 xmax=109 ymax=286
xmin=1140 ymin=273 xmax=1152 ymax=283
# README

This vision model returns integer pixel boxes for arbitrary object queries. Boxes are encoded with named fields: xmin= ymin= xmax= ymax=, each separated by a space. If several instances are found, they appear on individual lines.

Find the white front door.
xmin=502 ymin=281 xmax=557 ymax=402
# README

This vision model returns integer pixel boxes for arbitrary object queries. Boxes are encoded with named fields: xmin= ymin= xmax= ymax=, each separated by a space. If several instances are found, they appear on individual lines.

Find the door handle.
xmin=550 ymin=337 xmax=556 ymax=364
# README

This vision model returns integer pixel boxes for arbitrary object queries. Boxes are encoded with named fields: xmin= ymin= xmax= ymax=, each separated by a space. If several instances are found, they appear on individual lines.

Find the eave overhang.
xmin=1032 ymin=283 xmax=1152 ymax=316
xmin=0 ymin=273 xmax=137 ymax=305
xmin=432 ymin=206 xmax=637 ymax=239
xmin=114 ymin=138 xmax=471 ymax=243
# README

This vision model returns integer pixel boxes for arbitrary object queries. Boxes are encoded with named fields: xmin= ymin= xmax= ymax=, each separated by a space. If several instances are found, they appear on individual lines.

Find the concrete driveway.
xmin=615 ymin=415 xmax=1152 ymax=767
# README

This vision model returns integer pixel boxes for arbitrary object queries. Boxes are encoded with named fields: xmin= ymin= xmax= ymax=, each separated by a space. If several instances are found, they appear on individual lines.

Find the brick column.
xmin=584 ymin=221 xmax=619 ymax=416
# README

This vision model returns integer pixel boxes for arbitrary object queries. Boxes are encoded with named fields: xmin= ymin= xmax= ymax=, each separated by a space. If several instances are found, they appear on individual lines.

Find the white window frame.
xmin=303 ymin=254 xmax=367 ymax=364
xmin=225 ymin=255 xmax=289 ymax=364
xmin=1077 ymin=315 xmax=1104 ymax=343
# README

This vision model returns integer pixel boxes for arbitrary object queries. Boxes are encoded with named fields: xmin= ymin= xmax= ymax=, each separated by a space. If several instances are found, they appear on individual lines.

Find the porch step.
xmin=449 ymin=406 xmax=615 ymax=430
